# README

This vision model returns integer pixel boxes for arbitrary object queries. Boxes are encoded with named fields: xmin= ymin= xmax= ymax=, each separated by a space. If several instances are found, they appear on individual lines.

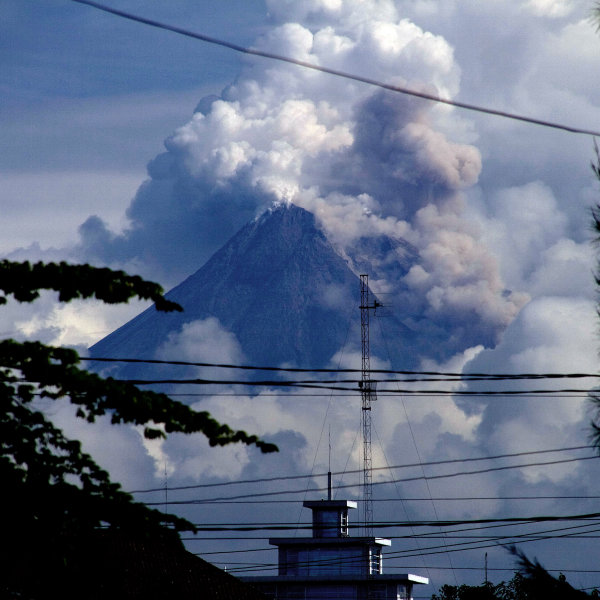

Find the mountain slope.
xmin=89 ymin=204 xmax=417 ymax=376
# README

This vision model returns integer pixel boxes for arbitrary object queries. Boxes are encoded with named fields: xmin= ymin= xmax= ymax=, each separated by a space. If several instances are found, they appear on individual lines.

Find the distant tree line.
xmin=432 ymin=549 xmax=597 ymax=600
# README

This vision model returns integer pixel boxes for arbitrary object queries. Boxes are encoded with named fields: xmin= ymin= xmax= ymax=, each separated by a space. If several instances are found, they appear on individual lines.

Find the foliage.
xmin=0 ymin=260 xmax=277 ymax=598
xmin=0 ymin=259 xmax=182 ymax=310
xmin=593 ymin=3 xmax=600 ymax=33
xmin=431 ymin=562 xmax=592 ymax=600
xmin=432 ymin=581 xmax=498 ymax=600
xmin=509 ymin=546 xmax=591 ymax=600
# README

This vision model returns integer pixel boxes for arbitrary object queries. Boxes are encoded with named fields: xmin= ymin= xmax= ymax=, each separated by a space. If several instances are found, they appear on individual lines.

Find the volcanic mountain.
xmin=89 ymin=203 xmax=418 ymax=377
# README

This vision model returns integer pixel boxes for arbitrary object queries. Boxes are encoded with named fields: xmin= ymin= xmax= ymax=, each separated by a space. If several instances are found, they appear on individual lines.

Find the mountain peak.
xmin=90 ymin=204 xmax=416 ymax=376
xmin=90 ymin=204 xmax=417 ymax=373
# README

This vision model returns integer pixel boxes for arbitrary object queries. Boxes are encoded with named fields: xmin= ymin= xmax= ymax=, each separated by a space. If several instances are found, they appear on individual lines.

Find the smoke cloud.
xmin=8 ymin=0 xmax=600 ymax=586
xmin=72 ymin=0 xmax=526 ymax=361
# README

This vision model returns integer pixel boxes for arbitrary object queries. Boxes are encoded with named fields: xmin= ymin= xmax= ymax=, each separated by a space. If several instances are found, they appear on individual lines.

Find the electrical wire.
xmin=139 ymin=455 xmax=598 ymax=503
xmin=294 ymin=316 xmax=353 ymax=534
xmin=223 ymin=524 xmax=600 ymax=571
xmin=70 ymin=0 xmax=600 ymax=137
xmin=129 ymin=444 xmax=593 ymax=493
xmin=380 ymin=523 xmax=600 ymax=559
xmin=376 ymin=316 xmax=456 ymax=584
xmin=168 ymin=495 xmax=600 ymax=504
xmin=178 ymin=516 xmax=600 ymax=542
xmin=167 ymin=392 xmax=594 ymax=398
xmin=172 ymin=513 xmax=600 ymax=531
xmin=222 ymin=522 xmax=600 ymax=573
xmin=116 ymin=377 xmax=597 ymax=396
xmin=83 ymin=357 xmax=600 ymax=395
xmin=84 ymin=356 xmax=600 ymax=380
xmin=181 ymin=519 xmax=600 ymax=540
xmin=373 ymin=422 xmax=434 ymax=582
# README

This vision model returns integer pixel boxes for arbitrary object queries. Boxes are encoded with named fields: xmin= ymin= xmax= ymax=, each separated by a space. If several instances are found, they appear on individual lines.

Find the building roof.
xmin=241 ymin=574 xmax=430 ymax=585
xmin=268 ymin=536 xmax=392 ymax=547
xmin=303 ymin=500 xmax=357 ymax=510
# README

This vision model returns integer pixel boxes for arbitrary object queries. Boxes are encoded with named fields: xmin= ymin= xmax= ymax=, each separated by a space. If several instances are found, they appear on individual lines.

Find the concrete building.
xmin=241 ymin=497 xmax=428 ymax=600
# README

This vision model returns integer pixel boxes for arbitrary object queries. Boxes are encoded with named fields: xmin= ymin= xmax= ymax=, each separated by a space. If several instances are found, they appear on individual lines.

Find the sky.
xmin=4 ymin=0 xmax=600 ymax=593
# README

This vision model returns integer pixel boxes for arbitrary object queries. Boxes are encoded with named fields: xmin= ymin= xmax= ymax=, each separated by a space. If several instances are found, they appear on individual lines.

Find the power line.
xmin=84 ymin=357 xmax=600 ymax=393
xmin=171 ymin=495 xmax=600 ymax=504
xmin=84 ymin=356 xmax=600 ymax=380
xmin=217 ymin=561 xmax=600 ymax=572
xmin=223 ymin=527 xmax=600 ymax=571
xmin=178 ymin=514 xmax=600 ymax=531
xmin=167 ymin=392 xmax=593 ymax=398
xmin=70 ymin=0 xmax=600 ymax=137
xmin=179 ymin=519 xmax=600 ymax=544
xmin=398 ymin=517 xmax=600 ymax=538
xmin=221 ymin=522 xmax=600 ymax=573
xmin=178 ymin=515 xmax=600 ymax=540
xmin=174 ymin=520 xmax=600 ymax=532
xmin=129 ymin=444 xmax=592 ymax=493
xmin=417 ymin=567 xmax=599 ymax=572
xmin=140 ymin=455 xmax=598 ymax=502
xmin=381 ymin=524 xmax=600 ymax=559
xmin=376 ymin=314 xmax=457 ymax=583
xmin=25 ymin=390 xmax=594 ymax=399
xmin=115 ymin=376 xmax=596 ymax=396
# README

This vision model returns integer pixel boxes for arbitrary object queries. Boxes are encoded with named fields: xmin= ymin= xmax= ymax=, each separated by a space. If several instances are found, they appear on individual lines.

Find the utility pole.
xmin=485 ymin=552 xmax=488 ymax=585
xmin=359 ymin=274 xmax=380 ymax=537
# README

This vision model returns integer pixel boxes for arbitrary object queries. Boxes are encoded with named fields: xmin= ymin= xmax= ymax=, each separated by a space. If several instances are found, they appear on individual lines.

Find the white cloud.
xmin=156 ymin=317 xmax=244 ymax=366
xmin=45 ymin=398 xmax=157 ymax=490
xmin=524 ymin=0 xmax=576 ymax=18
xmin=473 ymin=180 xmax=595 ymax=298
xmin=463 ymin=295 xmax=597 ymax=484
xmin=0 ymin=291 xmax=152 ymax=349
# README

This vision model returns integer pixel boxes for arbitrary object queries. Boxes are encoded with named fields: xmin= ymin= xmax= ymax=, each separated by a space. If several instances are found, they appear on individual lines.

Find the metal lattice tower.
xmin=359 ymin=274 xmax=380 ymax=537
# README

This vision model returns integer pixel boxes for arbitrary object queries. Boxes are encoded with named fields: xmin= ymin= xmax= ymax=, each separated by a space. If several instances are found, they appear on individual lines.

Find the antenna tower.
xmin=359 ymin=274 xmax=380 ymax=537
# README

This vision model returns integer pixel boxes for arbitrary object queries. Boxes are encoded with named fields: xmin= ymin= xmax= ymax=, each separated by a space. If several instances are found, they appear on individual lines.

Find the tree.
xmin=508 ymin=547 xmax=590 ymax=600
xmin=431 ymin=563 xmax=590 ymax=600
xmin=432 ymin=581 xmax=497 ymax=600
xmin=0 ymin=260 xmax=277 ymax=598
xmin=593 ymin=3 xmax=600 ymax=32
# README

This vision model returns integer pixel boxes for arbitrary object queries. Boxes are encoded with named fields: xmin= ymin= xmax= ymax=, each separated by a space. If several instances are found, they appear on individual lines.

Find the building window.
xmin=282 ymin=547 xmax=366 ymax=576
xmin=341 ymin=510 xmax=349 ymax=536
xmin=314 ymin=510 xmax=339 ymax=538
xmin=369 ymin=548 xmax=382 ymax=575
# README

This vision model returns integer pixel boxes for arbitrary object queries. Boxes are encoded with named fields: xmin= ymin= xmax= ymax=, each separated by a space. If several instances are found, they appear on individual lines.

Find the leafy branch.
xmin=0 ymin=338 xmax=277 ymax=450
xmin=0 ymin=259 xmax=278 ymax=594
xmin=0 ymin=260 xmax=183 ymax=311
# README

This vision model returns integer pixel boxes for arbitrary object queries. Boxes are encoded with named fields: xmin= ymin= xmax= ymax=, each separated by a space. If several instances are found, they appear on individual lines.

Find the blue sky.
xmin=4 ymin=0 xmax=600 ymax=593
xmin=1 ymin=0 xmax=260 ymax=250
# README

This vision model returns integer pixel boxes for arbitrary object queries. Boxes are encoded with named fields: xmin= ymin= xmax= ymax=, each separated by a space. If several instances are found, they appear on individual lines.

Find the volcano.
xmin=89 ymin=203 xmax=418 ymax=376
